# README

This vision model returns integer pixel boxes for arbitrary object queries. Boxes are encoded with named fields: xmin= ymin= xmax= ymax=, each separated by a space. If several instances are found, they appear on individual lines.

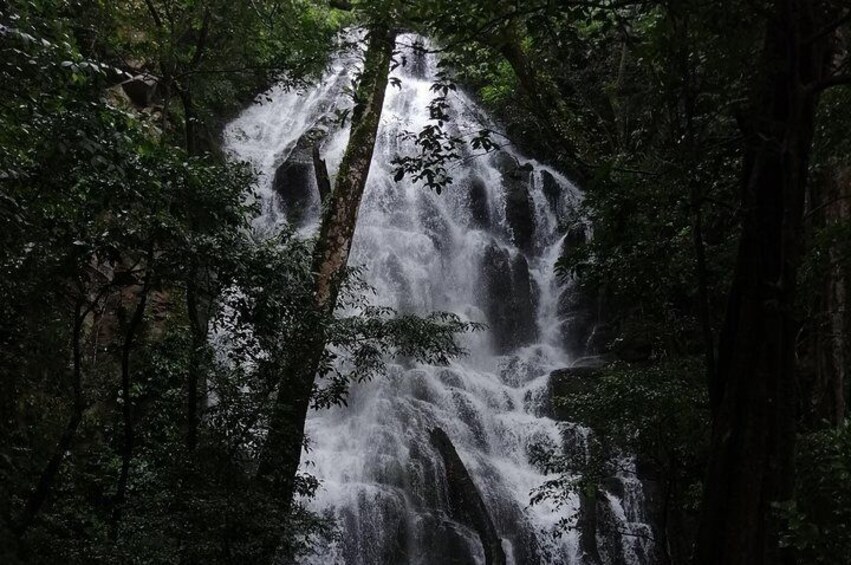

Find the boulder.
xmin=430 ymin=428 xmax=506 ymax=565
xmin=272 ymin=129 xmax=326 ymax=227
xmin=121 ymin=74 xmax=158 ymax=107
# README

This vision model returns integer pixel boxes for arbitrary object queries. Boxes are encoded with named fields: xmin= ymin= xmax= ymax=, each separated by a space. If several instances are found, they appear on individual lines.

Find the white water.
xmin=225 ymin=33 xmax=654 ymax=565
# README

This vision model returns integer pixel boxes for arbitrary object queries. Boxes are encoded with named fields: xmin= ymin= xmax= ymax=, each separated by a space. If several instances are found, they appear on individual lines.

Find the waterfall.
xmin=224 ymin=33 xmax=656 ymax=565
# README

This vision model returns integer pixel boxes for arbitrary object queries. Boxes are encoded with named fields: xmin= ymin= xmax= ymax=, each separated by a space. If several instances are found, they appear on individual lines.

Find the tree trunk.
xmin=110 ymin=262 xmax=153 ymax=539
xmin=819 ymin=166 xmax=849 ymax=425
xmin=13 ymin=302 xmax=86 ymax=537
xmin=807 ymin=165 xmax=850 ymax=427
xmin=185 ymin=260 xmax=212 ymax=451
xmin=254 ymin=25 xmax=396 ymax=509
xmin=695 ymin=2 xmax=838 ymax=563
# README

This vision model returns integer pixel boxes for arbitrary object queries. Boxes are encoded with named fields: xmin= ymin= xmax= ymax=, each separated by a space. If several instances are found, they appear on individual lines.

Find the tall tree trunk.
xmin=805 ymin=164 xmax=850 ymax=427
xmin=180 ymin=73 xmax=211 ymax=452
xmin=110 ymin=261 xmax=153 ymax=539
xmin=819 ymin=166 xmax=849 ymax=424
xmin=254 ymin=25 xmax=396 ymax=508
xmin=185 ymin=265 xmax=207 ymax=451
xmin=13 ymin=302 xmax=86 ymax=537
xmin=695 ymin=2 xmax=837 ymax=563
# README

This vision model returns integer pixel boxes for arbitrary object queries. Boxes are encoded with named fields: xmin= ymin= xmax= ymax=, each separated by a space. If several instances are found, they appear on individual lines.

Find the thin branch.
xmin=143 ymin=0 xmax=163 ymax=28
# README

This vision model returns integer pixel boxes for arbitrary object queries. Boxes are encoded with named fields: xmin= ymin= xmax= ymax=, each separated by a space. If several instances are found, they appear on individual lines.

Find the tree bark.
xmin=818 ymin=166 xmax=849 ymax=425
xmin=254 ymin=25 xmax=396 ymax=510
xmin=110 ymin=261 xmax=153 ymax=539
xmin=13 ymin=302 xmax=86 ymax=537
xmin=803 ymin=164 xmax=850 ymax=428
xmin=695 ymin=2 xmax=838 ymax=563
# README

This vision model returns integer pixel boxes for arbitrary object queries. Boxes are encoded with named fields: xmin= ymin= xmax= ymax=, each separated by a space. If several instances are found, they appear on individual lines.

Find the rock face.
xmin=547 ymin=365 xmax=603 ymax=420
xmin=429 ymin=428 xmax=506 ymax=565
xmin=480 ymin=242 xmax=538 ymax=353
xmin=510 ymin=254 xmax=537 ymax=342
xmin=558 ymin=284 xmax=599 ymax=358
xmin=556 ymin=233 xmax=604 ymax=358
xmin=540 ymin=169 xmax=562 ymax=217
xmin=494 ymin=152 xmax=536 ymax=254
xmin=547 ymin=364 xmax=662 ymax=564
xmin=121 ymin=74 xmax=158 ymax=107
xmin=272 ymin=129 xmax=325 ymax=227
xmin=468 ymin=177 xmax=491 ymax=229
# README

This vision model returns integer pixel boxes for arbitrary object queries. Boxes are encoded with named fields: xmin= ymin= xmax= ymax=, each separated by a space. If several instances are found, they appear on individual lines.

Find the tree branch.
xmin=143 ymin=0 xmax=163 ymax=28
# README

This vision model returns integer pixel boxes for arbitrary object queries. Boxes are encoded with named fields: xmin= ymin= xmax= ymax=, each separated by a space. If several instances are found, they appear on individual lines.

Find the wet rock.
xmin=498 ymin=355 xmax=545 ymax=388
xmin=272 ymin=160 xmax=314 ymax=226
xmin=481 ymin=244 xmax=514 ymax=353
xmin=415 ymin=515 xmax=482 ymax=565
xmin=557 ymin=236 xmax=601 ymax=358
xmin=558 ymin=284 xmax=598 ymax=358
xmin=480 ymin=243 xmax=538 ymax=353
xmin=468 ymin=177 xmax=491 ymax=229
xmin=564 ymin=221 xmax=588 ymax=249
xmin=418 ymin=193 xmax=452 ymax=250
xmin=452 ymin=392 xmax=489 ymax=450
xmin=272 ymin=129 xmax=326 ymax=227
xmin=340 ymin=488 xmax=410 ymax=565
xmin=438 ymin=368 xmax=466 ymax=389
xmin=541 ymin=170 xmax=562 ymax=215
xmin=595 ymin=489 xmax=657 ymax=565
xmin=511 ymin=254 xmax=537 ymax=343
xmin=493 ymin=152 xmax=536 ymax=253
xmin=430 ymin=428 xmax=507 ymax=565
xmin=602 ymin=476 xmax=626 ymax=500
xmin=595 ymin=494 xmax=629 ymax=565
xmin=121 ymin=74 xmax=158 ymax=107
xmin=403 ymin=41 xmax=430 ymax=80
xmin=547 ymin=366 xmax=603 ymax=421
xmin=409 ymin=370 xmax=439 ymax=404
xmin=578 ymin=491 xmax=604 ymax=564
xmin=384 ymin=254 xmax=413 ymax=311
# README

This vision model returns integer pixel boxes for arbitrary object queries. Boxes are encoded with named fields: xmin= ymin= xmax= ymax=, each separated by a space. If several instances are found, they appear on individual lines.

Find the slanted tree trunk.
xmin=254 ymin=25 xmax=396 ymax=508
xmin=695 ymin=2 xmax=839 ymax=563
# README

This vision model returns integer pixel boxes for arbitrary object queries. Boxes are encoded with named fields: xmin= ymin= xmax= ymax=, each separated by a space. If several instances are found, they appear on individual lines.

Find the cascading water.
xmin=224 ymin=33 xmax=656 ymax=565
